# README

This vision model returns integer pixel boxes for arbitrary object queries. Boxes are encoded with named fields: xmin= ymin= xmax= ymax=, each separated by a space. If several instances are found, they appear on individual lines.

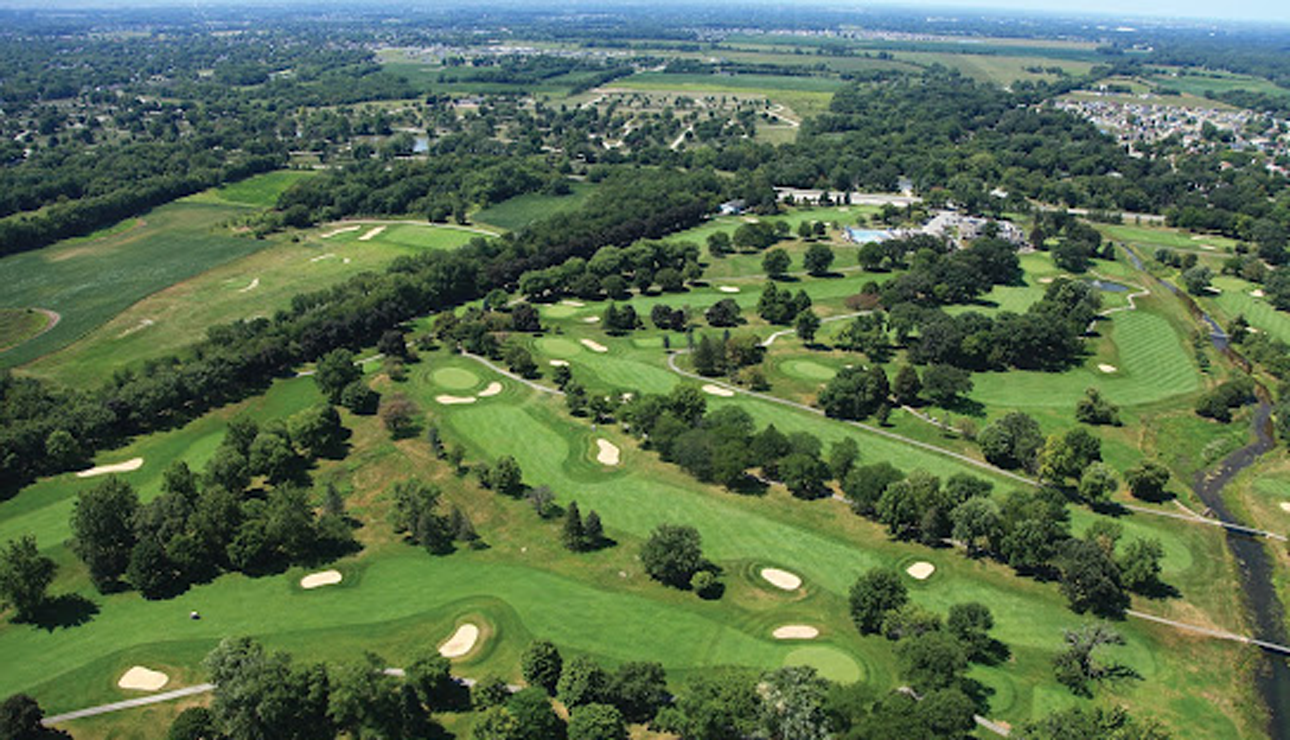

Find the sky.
xmin=869 ymin=0 xmax=1290 ymax=23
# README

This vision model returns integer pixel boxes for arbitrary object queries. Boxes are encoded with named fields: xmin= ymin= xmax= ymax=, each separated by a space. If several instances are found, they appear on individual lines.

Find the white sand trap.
xmin=77 ymin=457 xmax=144 ymax=478
xmin=358 ymin=226 xmax=387 ymax=241
xmin=1200 ymin=244 xmax=1217 ymax=251
xmin=436 ymin=395 xmax=477 ymax=405
xmin=582 ymin=316 xmax=600 ymax=323
xmin=549 ymin=359 xmax=570 ymax=367
xmin=773 ymin=625 xmax=819 ymax=640
xmin=561 ymin=300 xmax=586 ymax=307
xmin=438 ymin=624 xmax=480 ymax=658
xmin=760 ymin=568 xmax=802 ymax=591
xmin=300 ymin=569 xmax=342 ymax=589
xmin=320 ymin=226 xmax=360 ymax=239
xmin=906 ymin=562 xmax=935 ymax=580
xmin=477 ymin=382 xmax=503 ymax=398
xmin=1280 ymin=502 xmax=1290 ymax=513
xmin=1251 ymin=289 xmax=1266 ymax=298
xmin=1097 ymin=363 xmax=1118 ymax=373
xmin=596 ymin=439 xmax=620 ymax=465
xmin=718 ymin=286 xmax=741 ymax=293
xmin=343 ymin=258 xmax=351 ymax=264
xmin=238 ymin=277 xmax=259 ymax=293
xmin=581 ymin=339 xmax=608 ymax=353
xmin=310 ymin=253 xmax=336 ymax=263
xmin=702 ymin=384 xmax=735 ymax=397
xmin=1038 ymin=277 xmax=1055 ymax=284
xmin=118 ymin=666 xmax=168 ymax=691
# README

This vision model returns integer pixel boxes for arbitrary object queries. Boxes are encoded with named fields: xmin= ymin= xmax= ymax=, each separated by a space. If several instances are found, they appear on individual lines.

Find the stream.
xmin=1120 ymin=244 xmax=1288 ymax=737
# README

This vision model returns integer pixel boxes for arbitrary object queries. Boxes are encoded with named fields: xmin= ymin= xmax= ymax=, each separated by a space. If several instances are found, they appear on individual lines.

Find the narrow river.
xmin=1120 ymin=244 xmax=1288 ymax=737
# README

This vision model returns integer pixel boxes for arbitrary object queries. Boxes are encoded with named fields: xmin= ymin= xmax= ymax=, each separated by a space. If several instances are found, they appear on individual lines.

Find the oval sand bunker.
xmin=702 ymin=384 xmax=735 ymax=397
xmin=436 ymin=395 xmax=477 ymax=405
xmin=717 ymin=286 xmax=741 ymax=293
xmin=906 ymin=562 xmax=935 ymax=580
xmin=773 ymin=625 xmax=820 ymax=640
xmin=761 ymin=568 xmax=802 ymax=591
xmin=439 ymin=624 xmax=480 ymax=658
xmin=118 ymin=666 xmax=169 ymax=691
xmin=477 ymin=382 xmax=503 ymax=398
xmin=580 ymin=339 xmax=608 ymax=353
xmin=1097 ymin=364 xmax=1118 ymax=374
xmin=77 ymin=457 xmax=144 ymax=478
xmin=596 ymin=439 xmax=621 ymax=466
xmin=301 ymin=570 xmax=343 ymax=589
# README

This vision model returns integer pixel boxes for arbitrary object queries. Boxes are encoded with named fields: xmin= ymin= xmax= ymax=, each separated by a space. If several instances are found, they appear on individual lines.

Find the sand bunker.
xmin=761 ymin=568 xmax=802 ymax=591
xmin=561 ymin=300 xmax=586 ymax=307
xmin=358 ymin=226 xmax=387 ymax=241
xmin=1097 ymin=364 xmax=1118 ymax=373
xmin=478 ymin=382 xmax=503 ymax=398
xmin=1281 ymin=502 xmax=1290 ymax=513
xmin=702 ymin=384 xmax=735 ymax=397
xmin=581 ymin=339 xmax=608 ymax=353
xmin=238 ymin=277 xmax=259 ymax=293
xmin=118 ymin=666 xmax=169 ymax=691
xmin=300 ymin=570 xmax=343 ymax=589
xmin=582 ymin=316 xmax=600 ymax=323
xmin=549 ymin=359 xmax=570 ymax=367
xmin=1251 ymin=289 xmax=1266 ymax=298
xmin=773 ymin=625 xmax=820 ymax=640
xmin=438 ymin=624 xmax=480 ymax=658
xmin=436 ymin=395 xmax=477 ymax=405
xmin=119 ymin=318 xmax=155 ymax=338
xmin=906 ymin=562 xmax=935 ymax=580
xmin=1038 ymin=277 xmax=1055 ymax=284
xmin=77 ymin=458 xmax=144 ymax=478
xmin=717 ymin=286 xmax=741 ymax=293
xmin=309 ymin=253 xmax=336 ymax=263
xmin=596 ymin=439 xmax=620 ymax=465
xmin=320 ymin=226 xmax=360 ymax=239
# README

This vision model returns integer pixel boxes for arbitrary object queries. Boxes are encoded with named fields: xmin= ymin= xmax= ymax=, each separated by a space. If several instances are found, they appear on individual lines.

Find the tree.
xmin=756 ymin=666 xmax=831 ymax=740
xmin=406 ymin=650 xmax=458 ymax=712
xmin=474 ymin=677 xmax=513 ymax=709
xmin=568 ymin=703 xmax=625 ymax=740
xmin=1056 ymin=539 xmax=1128 ymax=618
xmin=289 ymin=404 xmax=345 ymax=458
xmin=562 ymin=501 xmax=586 ymax=552
xmin=803 ymin=244 xmax=835 ymax=276
xmin=763 ymin=249 xmax=791 ymax=278
xmin=818 ymin=366 xmax=890 ymax=421
xmin=1075 ymin=387 xmax=1120 ymax=426
xmin=950 ymin=497 xmax=1001 ymax=555
xmin=70 ymin=477 xmax=139 ymax=590
xmin=978 ymin=412 xmax=1044 ymax=471
xmin=486 ymin=456 xmax=524 ymax=496
xmin=1181 ymin=265 xmax=1214 ymax=295
xmin=705 ymin=299 xmax=741 ymax=327
xmin=896 ymin=631 xmax=968 ymax=692
xmin=641 ymin=524 xmax=705 ymax=589
xmin=842 ymin=462 xmax=904 ymax=516
xmin=1039 ymin=428 xmax=1102 ymax=485
xmin=707 ymin=231 xmax=732 ymax=257
xmin=609 ymin=662 xmax=668 ymax=723
xmin=507 ymin=688 xmax=564 ymax=740
xmin=1020 ymin=705 xmax=1170 ymax=740
xmin=378 ymin=329 xmax=409 ymax=359
xmin=340 ymin=380 xmax=379 ymax=415
xmin=1119 ymin=538 xmax=1165 ymax=595
xmin=204 ymin=636 xmax=334 ymax=740
xmin=892 ymin=365 xmax=921 ymax=406
xmin=558 ymin=656 xmax=609 ymax=709
xmin=849 ymin=568 xmax=908 ymax=635
xmin=1124 ymin=460 xmax=1170 ymax=501
xmin=378 ymin=394 xmax=420 ymax=438
xmin=473 ymin=706 xmax=521 ymax=740
xmin=314 ymin=348 xmax=361 ymax=403
xmin=780 ymin=453 xmax=829 ymax=499
xmin=921 ymin=365 xmax=972 ymax=407
xmin=654 ymin=669 xmax=759 ymax=740
xmin=521 ymin=641 xmax=563 ymax=695
xmin=0 ymin=536 xmax=55 ymax=622
xmin=0 ymin=694 xmax=69 ymax=740
xmin=947 ymin=602 xmax=996 ymax=662
xmin=584 ymin=511 xmax=604 ymax=550
xmin=1052 ymin=623 xmax=1138 ymax=696
xmin=1077 ymin=463 xmax=1118 ymax=504
xmin=329 ymin=654 xmax=402 ymax=739
xmin=794 ymin=310 xmax=821 ymax=345
xmin=827 ymin=438 xmax=860 ymax=481
xmin=168 ymin=707 xmax=218 ymax=740
xmin=248 ymin=430 xmax=301 ymax=485
xmin=692 ymin=334 xmax=725 ymax=377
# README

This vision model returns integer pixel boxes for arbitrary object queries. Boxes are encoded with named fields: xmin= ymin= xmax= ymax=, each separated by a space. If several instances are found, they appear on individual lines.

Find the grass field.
xmin=185 ymin=170 xmax=316 ymax=208
xmin=0 ymin=308 xmax=54 ymax=351
xmin=1100 ymin=223 xmax=1240 ymax=254
xmin=891 ymin=51 xmax=1096 ymax=85
xmin=473 ymin=182 xmax=598 ymax=232
xmin=17 ymin=220 xmax=477 ymax=387
xmin=1207 ymin=276 xmax=1290 ymax=345
xmin=1147 ymin=68 xmax=1290 ymax=99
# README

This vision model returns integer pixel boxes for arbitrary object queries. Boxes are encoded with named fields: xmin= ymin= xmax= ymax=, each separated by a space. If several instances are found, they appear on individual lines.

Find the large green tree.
xmin=70 ymin=477 xmax=139 ymax=590
xmin=0 ymin=536 xmax=56 ymax=622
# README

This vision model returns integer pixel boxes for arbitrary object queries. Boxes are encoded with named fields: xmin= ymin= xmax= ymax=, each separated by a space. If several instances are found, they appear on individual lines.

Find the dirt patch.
xmin=118 ymin=666 xmax=168 ymax=691
xmin=761 ymin=568 xmax=802 ymax=590
xmin=580 ymin=339 xmax=608 ymax=353
xmin=702 ymin=384 xmax=736 ymax=397
xmin=477 ymin=382 xmax=503 ymax=398
xmin=358 ymin=226 xmax=387 ymax=241
xmin=906 ymin=562 xmax=935 ymax=580
xmin=300 ymin=570 xmax=342 ymax=589
xmin=439 ymin=624 xmax=480 ymax=658
xmin=773 ymin=625 xmax=819 ymax=640
xmin=435 ymin=395 xmax=477 ymax=405
xmin=596 ymin=439 xmax=620 ymax=465
xmin=77 ymin=457 xmax=144 ymax=478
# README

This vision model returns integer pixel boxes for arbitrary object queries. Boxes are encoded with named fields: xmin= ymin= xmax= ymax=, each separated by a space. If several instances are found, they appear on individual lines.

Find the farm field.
xmin=473 ymin=182 xmax=599 ymax=232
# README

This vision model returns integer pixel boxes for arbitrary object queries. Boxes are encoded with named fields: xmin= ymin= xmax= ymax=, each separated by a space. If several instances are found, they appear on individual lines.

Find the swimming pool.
xmin=846 ymin=228 xmax=893 ymax=243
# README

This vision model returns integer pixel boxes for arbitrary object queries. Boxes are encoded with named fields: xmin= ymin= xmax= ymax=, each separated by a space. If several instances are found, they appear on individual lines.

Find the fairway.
xmin=0 ymin=308 xmax=55 ymax=351
xmin=186 ymin=170 xmax=317 ymax=208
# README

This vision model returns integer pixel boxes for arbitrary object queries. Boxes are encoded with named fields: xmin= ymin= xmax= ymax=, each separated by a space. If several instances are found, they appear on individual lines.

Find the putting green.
xmin=432 ymin=367 xmax=481 ymax=391
xmin=542 ymin=304 xmax=580 ymax=319
xmin=779 ymin=359 xmax=838 ymax=382
xmin=536 ymin=337 xmax=583 ymax=358
xmin=783 ymin=645 xmax=863 ymax=684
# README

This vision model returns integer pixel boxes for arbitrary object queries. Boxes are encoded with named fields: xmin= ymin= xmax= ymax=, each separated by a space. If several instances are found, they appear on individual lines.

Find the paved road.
xmin=460 ymin=351 xmax=564 ymax=396
xmin=43 ymin=684 xmax=216 ymax=725
xmin=760 ymin=311 xmax=866 ymax=348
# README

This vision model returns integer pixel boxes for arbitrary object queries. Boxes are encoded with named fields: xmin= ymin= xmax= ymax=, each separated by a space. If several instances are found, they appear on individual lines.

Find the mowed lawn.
xmin=17 ymin=220 xmax=477 ymax=387
xmin=473 ymin=182 xmax=599 ymax=233
xmin=185 ymin=170 xmax=316 ymax=208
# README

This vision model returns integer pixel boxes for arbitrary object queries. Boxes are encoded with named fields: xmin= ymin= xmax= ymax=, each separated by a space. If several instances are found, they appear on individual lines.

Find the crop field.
xmin=891 ymin=51 xmax=1096 ymax=84
xmin=1147 ymin=68 xmax=1290 ymax=99
xmin=473 ymin=182 xmax=599 ymax=232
